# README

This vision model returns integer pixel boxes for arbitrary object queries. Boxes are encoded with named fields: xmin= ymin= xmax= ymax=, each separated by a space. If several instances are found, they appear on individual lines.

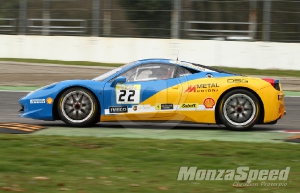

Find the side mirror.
xmin=111 ymin=76 xmax=126 ymax=87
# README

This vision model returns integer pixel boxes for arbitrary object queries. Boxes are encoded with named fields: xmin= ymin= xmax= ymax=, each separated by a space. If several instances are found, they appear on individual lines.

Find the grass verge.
xmin=0 ymin=135 xmax=298 ymax=192
xmin=1 ymin=58 xmax=300 ymax=78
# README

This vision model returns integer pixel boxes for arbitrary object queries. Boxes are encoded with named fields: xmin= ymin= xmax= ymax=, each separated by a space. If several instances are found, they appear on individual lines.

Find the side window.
xmin=112 ymin=63 xmax=176 ymax=82
xmin=176 ymin=66 xmax=194 ymax=78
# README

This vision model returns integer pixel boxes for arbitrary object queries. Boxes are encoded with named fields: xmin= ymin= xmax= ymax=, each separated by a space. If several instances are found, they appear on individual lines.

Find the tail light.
xmin=262 ymin=78 xmax=281 ymax=91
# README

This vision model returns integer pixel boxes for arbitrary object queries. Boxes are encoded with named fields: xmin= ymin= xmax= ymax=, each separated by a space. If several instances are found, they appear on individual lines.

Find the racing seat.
xmin=162 ymin=70 xmax=172 ymax=79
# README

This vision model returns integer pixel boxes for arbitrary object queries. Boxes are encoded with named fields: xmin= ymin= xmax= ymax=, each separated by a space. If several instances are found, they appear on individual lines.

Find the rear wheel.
xmin=58 ymin=87 xmax=99 ymax=127
xmin=218 ymin=89 xmax=260 ymax=131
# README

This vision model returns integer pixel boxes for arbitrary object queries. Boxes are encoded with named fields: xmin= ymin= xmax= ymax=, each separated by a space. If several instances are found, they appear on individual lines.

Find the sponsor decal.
xmin=117 ymin=84 xmax=140 ymax=90
xmin=177 ymin=166 xmax=291 ymax=186
xmin=132 ymin=104 xmax=151 ymax=112
xmin=195 ymin=89 xmax=218 ymax=93
xmin=133 ymin=106 xmax=137 ymax=111
xmin=109 ymin=106 xmax=128 ymax=113
xmin=179 ymin=73 xmax=191 ymax=77
xmin=185 ymin=85 xmax=196 ymax=92
xmin=135 ymin=105 xmax=151 ymax=111
xmin=185 ymin=83 xmax=219 ymax=93
xmin=227 ymin=79 xmax=248 ymax=83
xmin=180 ymin=103 xmax=199 ymax=108
xmin=203 ymin=98 xmax=215 ymax=108
xmin=155 ymin=104 xmax=173 ymax=110
xmin=30 ymin=99 xmax=45 ymax=104
xmin=46 ymin=97 xmax=53 ymax=105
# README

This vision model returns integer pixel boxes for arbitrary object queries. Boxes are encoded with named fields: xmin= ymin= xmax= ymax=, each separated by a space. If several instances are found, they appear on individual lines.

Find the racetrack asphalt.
xmin=1 ymin=61 xmax=300 ymax=140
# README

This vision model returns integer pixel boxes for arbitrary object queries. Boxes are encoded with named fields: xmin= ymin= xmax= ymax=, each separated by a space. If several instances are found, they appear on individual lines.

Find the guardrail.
xmin=184 ymin=21 xmax=255 ymax=41
xmin=27 ymin=19 xmax=87 ymax=35
xmin=0 ymin=18 xmax=16 ymax=33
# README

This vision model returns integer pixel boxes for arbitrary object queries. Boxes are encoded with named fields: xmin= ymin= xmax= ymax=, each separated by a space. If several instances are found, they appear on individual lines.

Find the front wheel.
xmin=218 ymin=89 xmax=260 ymax=131
xmin=58 ymin=87 xmax=99 ymax=127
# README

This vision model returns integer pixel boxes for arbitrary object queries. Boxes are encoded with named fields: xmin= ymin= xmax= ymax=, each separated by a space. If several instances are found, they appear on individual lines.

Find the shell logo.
xmin=46 ymin=97 xmax=53 ymax=105
xmin=203 ymin=98 xmax=215 ymax=108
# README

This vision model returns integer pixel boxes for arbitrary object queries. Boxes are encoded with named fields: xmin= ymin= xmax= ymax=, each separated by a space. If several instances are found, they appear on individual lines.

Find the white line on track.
xmin=285 ymin=96 xmax=300 ymax=98
xmin=270 ymin=130 xmax=300 ymax=133
xmin=0 ymin=61 xmax=116 ymax=70
xmin=0 ymin=90 xmax=31 ymax=93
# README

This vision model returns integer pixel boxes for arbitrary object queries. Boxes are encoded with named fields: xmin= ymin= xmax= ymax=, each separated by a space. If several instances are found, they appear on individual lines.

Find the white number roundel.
xmin=116 ymin=84 xmax=141 ymax=104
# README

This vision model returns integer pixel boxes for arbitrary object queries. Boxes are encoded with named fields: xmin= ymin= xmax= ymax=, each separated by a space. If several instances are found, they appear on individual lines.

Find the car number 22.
xmin=116 ymin=84 xmax=141 ymax=104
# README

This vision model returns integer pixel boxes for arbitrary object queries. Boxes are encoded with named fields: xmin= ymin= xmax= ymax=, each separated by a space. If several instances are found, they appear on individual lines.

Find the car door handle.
xmin=172 ymin=85 xmax=179 ymax=89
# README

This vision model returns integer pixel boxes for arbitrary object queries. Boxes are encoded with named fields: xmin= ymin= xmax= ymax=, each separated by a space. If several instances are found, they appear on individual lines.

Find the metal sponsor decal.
xmin=155 ymin=103 xmax=173 ymax=110
xmin=203 ymin=98 xmax=215 ymax=108
xmin=180 ymin=103 xmax=199 ymax=108
xmin=185 ymin=83 xmax=219 ymax=93
xmin=30 ymin=99 xmax=45 ymax=104
xmin=109 ymin=106 xmax=128 ymax=113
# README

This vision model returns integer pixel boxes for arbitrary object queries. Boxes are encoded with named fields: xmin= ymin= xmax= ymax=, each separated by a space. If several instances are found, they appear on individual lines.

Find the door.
xmin=102 ymin=63 xmax=182 ymax=120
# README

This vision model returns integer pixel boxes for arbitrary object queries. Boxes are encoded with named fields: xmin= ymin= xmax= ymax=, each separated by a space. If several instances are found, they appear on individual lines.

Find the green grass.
xmin=0 ymin=135 xmax=298 ymax=192
xmin=1 ymin=58 xmax=300 ymax=78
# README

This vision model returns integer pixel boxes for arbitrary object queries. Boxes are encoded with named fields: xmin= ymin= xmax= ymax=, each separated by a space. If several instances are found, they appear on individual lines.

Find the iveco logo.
xmin=109 ymin=106 xmax=128 ymax=113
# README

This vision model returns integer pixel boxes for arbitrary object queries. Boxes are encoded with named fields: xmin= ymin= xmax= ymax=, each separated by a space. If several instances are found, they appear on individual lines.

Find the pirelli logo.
xmin=180 ymin=103 xmax=198 ymax=108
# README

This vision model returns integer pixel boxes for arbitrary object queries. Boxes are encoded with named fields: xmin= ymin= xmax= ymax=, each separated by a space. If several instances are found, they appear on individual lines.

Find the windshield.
xmin=92 ymin=67 xmax=122 ymax=81
xmin=92 ymin=62 xmax=135 ymax=81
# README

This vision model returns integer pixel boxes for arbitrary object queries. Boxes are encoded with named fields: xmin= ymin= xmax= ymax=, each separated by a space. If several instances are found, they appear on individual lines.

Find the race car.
xmin=18 ymin=58 xmax=285 ymax=131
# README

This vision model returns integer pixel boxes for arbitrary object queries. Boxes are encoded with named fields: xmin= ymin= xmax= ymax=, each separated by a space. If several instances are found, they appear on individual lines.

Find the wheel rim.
xmin=61 ymin=90 xmax=94 ymax=123
xmin=223 ymin=93 xmax=256 ymax=126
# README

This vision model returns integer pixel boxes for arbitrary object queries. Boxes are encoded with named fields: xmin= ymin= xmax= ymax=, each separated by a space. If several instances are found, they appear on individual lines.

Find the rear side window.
xmin=175 ymin=66 xmax=199 ymax=78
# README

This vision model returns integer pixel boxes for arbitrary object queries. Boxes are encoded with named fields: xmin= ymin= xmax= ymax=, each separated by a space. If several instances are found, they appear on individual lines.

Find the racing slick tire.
xmin=218 ymin=89 xmax=260 ymax=131
xmin=57 ymin=87 xmax=99 ymax=127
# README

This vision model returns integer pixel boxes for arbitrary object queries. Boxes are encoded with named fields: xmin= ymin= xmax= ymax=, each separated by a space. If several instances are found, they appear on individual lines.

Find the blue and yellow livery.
xmin=18 ymin=58 xmax=285 ymax=130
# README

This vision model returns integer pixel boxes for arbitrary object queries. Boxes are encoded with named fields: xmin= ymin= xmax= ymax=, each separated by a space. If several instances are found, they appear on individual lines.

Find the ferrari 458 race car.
xmin=19 ymin=58 xmax=285 ymax=130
